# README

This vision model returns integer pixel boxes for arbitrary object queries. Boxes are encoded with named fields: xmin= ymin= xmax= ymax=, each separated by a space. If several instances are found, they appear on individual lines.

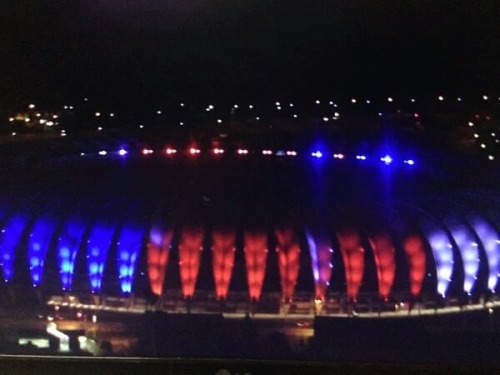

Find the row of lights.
xmin=88 ymin=147 xmax=416 ymax=165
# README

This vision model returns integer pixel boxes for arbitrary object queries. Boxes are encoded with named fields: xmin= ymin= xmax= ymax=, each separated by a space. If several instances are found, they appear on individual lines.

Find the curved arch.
xmin=402 ymin=234 xmax=427 ymax=297
xmin=147 ymin=225 xmax=174 ymax=296
xmin=421 ymin=221 xmax=454 ymax=297
xmin=87 ymin=221 xmax=117 ymax=293
xmin=116 ymin=223 xmax=146 ymax=294
xmin=275 ymin=226 xmax=301 ymax=302
xmin=211 ymin=229 xmax=236 ymax=300
xmin=369 ymin=233 xmax=395 ymax=300
xmin=443 ymin=217 xmax=480 ymax=294
xmin=57 ymin=217 xmax=87 ymax=291
xmin=243 ymin=230 xmax=268 ymax=301
xmin=336 ymin=228 xmax=365 ymax=301
xmin=178 ymin=226 xmax=204 ymax=298
xmin=305 ymin=230 xmax=333 ymax=301
xmin=467 ymin=215 xmax=500 ymax=291
xmin=28 ymin=216 xmax=58 ymax=287
xmin=0 ymin=214 xmax=29 ymax=282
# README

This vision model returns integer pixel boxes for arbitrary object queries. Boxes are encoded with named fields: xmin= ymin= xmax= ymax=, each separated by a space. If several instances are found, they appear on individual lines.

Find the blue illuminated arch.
xmin=443 ymin=217 xmax=480 ymax=294
xmin=467 ymin=215 xmax=500 ymax=291
xmin=421 ymin=221 xmax=454 ymax=297
xmin=87 ymin=222 xmax=116 ymax=293
xmin=116 ymin=224 xmax=145 ymax=294
xmin=57 ymin=217 xmax=87 ymax=291
xmin=28 ymin=217 xmax=58 ymax=287
xmin=0 ymin=214 xmax=29 ymax=282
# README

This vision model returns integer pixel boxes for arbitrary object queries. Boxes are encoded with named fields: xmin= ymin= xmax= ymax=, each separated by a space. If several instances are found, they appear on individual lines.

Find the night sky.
xmin=0 ymin=1 xmax=498 ymax=108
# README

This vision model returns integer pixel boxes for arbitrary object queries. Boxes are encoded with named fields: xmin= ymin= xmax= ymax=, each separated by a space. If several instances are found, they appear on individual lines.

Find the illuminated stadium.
xmin=0 ymin=133 xmax=499 ymax=318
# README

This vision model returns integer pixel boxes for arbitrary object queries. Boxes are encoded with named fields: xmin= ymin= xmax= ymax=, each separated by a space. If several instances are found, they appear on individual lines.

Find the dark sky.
xmin=0 ymin=1 xmax=498 ymax=107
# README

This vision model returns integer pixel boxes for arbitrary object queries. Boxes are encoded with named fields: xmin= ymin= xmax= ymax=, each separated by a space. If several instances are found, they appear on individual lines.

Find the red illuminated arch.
xmin=275 ymin=227 xmax=301 ymax=302
xmin=403 ymin=235 xmax=427 ymax=297
xmin=337 ymin=228 xmax=365 ymax=302
xmin=369 ymin=233 xmax=396 ymax=300
xmin=211 ymin=229 xmax=236 ymax=300
xmin=147 ymin=227 xmax=174 ymax=296
xmin=243 ymin=230 xmax=268 ymax=301
xmin=178 ymin=226 xmax=204 ymax=298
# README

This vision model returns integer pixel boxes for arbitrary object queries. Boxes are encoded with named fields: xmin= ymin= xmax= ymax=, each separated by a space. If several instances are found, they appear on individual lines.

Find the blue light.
xmin=404 ymin=159 xmax=415 ymax=165
xmin=381 ymin=155 xmax=393 ymax=165
xmin=87 ymin=223 xmax=116 ymax=293
xmin=467 ymin=216 xmax=500 ymax=291
xmin=57 ymin=218 xmax=86 ymax=291
xmin=118 ymin=149 xmax=127 ymax=156
xmin=443 ymin=218 xmax=480 ymax=293
xmin=0 ymin=214 xmax=27 ymax=282
xmin=116 ymin=224 xmax=145 ymax=294
xmin=306 ymin=231 xmax=320 ymax=281
xmin=28 ymin=217 xmax=57 ymax=287
xmin=422 ymin=222 xmax=454 ymax=297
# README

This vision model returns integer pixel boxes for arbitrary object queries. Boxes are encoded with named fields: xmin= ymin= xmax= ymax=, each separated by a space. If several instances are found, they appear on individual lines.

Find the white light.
xmin=312 ymin=151 xmax=323 ymax=158
xmin=189 ymin=148 xmax=200 ymax=155
xmin=329 ymin=101 xmax=334 ymax=105
xmin=180 ymin=103 xmax=185 ymax=107
xmin=323 ymin=117 xmax=329 ymax=122
xmin=40 ymin=119 xmax=46 ymax=124
xmin=249 ymin=105 xmax=253 ymax=109
xmin=233 ymin=104 xmax=239 ymax=109
xmin=36 ymin=113 xmax=41 ymax=117
xmin=356 ymin=155 xmax=366 ymax=160
xmin=92 ymin=315 xmax=97 ymax=324
xmin=457 ymin=97 xmax=462 ymax=102
xmin=80 ymin=152 xmax=85 ymax=156
xmin=387 ymin=97 xmax=393 ymax=102
xmin=334 ymin=112 xmax=340 ymax=117
xmin=69 ymin=106 xmax=73 ymax=110
xmin=378 ymin=112 xmax=383 ymax=116
xmin=8 ymin=117 xmax=14 ymax=122
xmin=179 ymin=122 xmax=184 ymax=126
xmin=293 ymin=114 xmax=298 ymax=118
xmin=481 ymin=143 xmax=486 ymax=149
xmin=237 ymin=149 xmax=249 ymax=155
xmin=491 ymin=132 xmax=496 ymax=137
xmin=277 ymin=106 xmax=281 ymax=110
xmin=84 ymin=98 xmax=88 ymax=102
xmin=333 ymin=153 xmax=344 ymax=159
xmin=488 ymin=155 xmax=495 ymax=160
xmin=98 ymin=150 xmax=107 ymax=156
xmin=275 ymin=102 xmax=280 ymax=106
xmin=468 ymin=121 xmax=474 ymax=127
xmin=217 ymin=119 xmax=222 ymax=124
xmin=118 ymin=149 xmax=127 ymax=156
xmin=438 ymin=95 xmax=444 ymax=101
xmin=142 ymin=148 xmax=153 ymax=155
xmin=11 ymin=132 xmax=16 ymax=136
xmin=411 ymin=98 xmax=416 ymax=103
xmin=315 ymin=100 xmax=320 ymax=104
xmin=109 ymin=113 xmax=114 ymax=117
xmin=29 ymin=104 xmax=35 ymax=109
xmin=95 ymin=112 xmax=100 ymax=117
xmin=381 ymin=155 xmax=393 ymax=164
xmin=351 ymin=98 xmax=356 ymax=104
xmin=474 ymin=133 xmax=479 ymax=138
xmin=97 ymin=126 xmax=103 ymax=131
xmin=139 ymin=125 xmax=144 ymax=129
xmin=166 ymin=148 xmax=177 ymax=155
xmin=404 ymin=159 xmax=415 ymax=165
xmin=25 ymin=118 xmax=30 ymax=123
xmin=157 ymin=110 xmax=162 ymax=114
xmin=286 ymin=150 xmax=297 ymax=156
xmin=213 ymin=148 xmax=224 ymax=155
xmin=256 ymin=117 xmax=260 ymax=121
xmin=262 ymin=150 xmax=273 ymax=155
xmin=366 ymin=100 xmax=371 ymax=104
xmin=289 ymin=103 xmax=294 ymax=107
xmin=46 ymin=121 xmax=54 ymax=126
xmin=483 ymin=95 xmax=489 ymax=101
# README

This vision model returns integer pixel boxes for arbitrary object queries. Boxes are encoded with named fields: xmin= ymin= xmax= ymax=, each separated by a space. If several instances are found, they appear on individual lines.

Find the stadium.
xmin=0 ymin=129 xmax=499 ymax=319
